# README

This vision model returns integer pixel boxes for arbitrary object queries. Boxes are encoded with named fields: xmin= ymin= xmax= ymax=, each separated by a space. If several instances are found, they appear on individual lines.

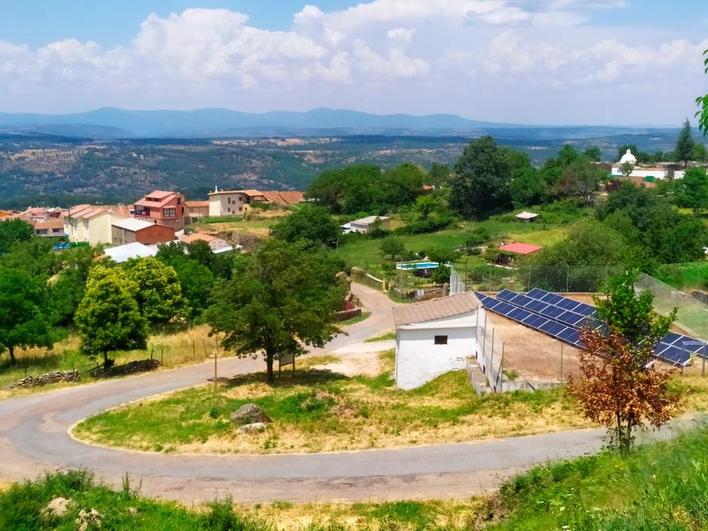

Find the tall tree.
xmin=74 ymin=265 xmax=148 ymax=370
xmin=206 ymin=240 xmax=347 ymax=382
xmin=570 ymin=271 xmax=680 ymax=452
xmin=0 ymin=268 xmax=53 ymax=364
xmin=675 ymin=119 xmax=695 ymax=168
xmin=122 ymin=257 xmax=187 ymax=325
xmin=271 ymin=205 xmax=341 ymax=248
xmin=584 ymin=146 xmax=602 ymax=162
xmin=449 ymin=136 xmax=512 ymax=219
xmin=0 ymin=219 xmax=34 ymax=255
xmin=381 ymin=163 xmax=426 ymax=208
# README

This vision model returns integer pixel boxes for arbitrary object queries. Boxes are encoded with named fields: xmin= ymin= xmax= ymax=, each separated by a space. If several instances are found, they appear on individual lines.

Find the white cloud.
xmin=0 ymin=2 xmax=705 ymax=124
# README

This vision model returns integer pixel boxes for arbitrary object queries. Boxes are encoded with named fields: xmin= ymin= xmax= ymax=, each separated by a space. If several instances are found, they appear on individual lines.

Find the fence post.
xmin=499 ymin=342 xmax=504 ymax=393
xmin=490 ymin=328 xmax=496 ymax=392
xmin=560 ymin=343 xmax=564 ymax=385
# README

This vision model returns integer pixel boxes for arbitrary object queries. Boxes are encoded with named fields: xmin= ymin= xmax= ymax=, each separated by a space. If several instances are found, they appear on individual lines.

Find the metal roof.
xmin=394 ymin=292 xmax=479 ymax=326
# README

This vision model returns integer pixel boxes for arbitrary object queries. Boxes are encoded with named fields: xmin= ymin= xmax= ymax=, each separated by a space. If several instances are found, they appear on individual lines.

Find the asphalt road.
xmin=0 ymin=283 xmax=698 ymax=503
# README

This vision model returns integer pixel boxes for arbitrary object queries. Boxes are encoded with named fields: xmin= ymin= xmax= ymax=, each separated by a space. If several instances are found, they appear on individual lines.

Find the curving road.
xmin=0 ymin=283 xmax=697 ymax=503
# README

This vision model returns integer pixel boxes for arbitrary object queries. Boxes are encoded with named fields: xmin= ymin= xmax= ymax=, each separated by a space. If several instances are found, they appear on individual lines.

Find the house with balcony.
xmin=131 ymin=190 xmax=185 ymax=230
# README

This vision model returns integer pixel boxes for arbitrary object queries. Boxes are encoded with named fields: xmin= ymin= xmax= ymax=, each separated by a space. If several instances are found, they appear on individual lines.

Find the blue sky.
xmin=1 ymin=1 xmax=707 ymax=124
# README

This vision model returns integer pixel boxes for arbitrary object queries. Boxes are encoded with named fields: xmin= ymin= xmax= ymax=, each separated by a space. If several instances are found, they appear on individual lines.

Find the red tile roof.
xmin=498 ymin=242 xmax=543 ymax=255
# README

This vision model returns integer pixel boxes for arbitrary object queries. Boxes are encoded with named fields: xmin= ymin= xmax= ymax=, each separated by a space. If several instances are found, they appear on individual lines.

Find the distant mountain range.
xmin=0 ymin=107 xmax=680 ymax=140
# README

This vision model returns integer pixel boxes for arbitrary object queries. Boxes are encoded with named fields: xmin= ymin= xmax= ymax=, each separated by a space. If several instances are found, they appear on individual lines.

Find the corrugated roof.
xmin=112 ymin=218 xmax=154 ymax=232
xmin=394 ymin=292 xmax=479 ymax=326
xmin=498 ymin=242 xmax=542 ymax=255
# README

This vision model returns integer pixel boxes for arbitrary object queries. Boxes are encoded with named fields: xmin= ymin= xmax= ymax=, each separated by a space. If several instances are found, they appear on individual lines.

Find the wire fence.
xmin=452 ymin=263 xmax=625 ymax=293
xmin=636 ymin=273 xmax=707 ymax=340
xmin=474 ymin=308 xmax=504 ymax=393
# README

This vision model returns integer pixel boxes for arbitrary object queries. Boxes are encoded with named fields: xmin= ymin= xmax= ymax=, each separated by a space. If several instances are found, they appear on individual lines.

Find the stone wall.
xmin=13 ymin=370 xmax=81 ymax=388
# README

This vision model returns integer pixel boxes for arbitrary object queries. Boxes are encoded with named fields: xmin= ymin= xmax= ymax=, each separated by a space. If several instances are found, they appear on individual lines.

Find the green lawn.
xmin=491 ymin=425 xmax=708 ymax=530
xmin=335 ymin=206 xmax=589 ymax=279
xmin=656 ymin=261 xmax=708 ymax=291
xmin=73 ymin=359 xmax=587 ymax=455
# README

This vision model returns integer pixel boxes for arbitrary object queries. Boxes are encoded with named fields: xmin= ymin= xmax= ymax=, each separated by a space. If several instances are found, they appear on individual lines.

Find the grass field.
xmin=73 ymin=352 xmax=593 ymax=454
xmin=656 ymin=261 xmax=708 ymax=290
xmin=0 ymin=326 xmax=221 ymax=397
xmin=335 ymin=207 xmax=588 ymax=279
xmin=2 ymin=427 xmax=706 ymax=530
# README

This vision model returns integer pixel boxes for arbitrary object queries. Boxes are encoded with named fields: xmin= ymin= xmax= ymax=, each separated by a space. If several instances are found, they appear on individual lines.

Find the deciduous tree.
xmin=0 ymin=268 xmax=53 ymax=364
xmin=271 ymin=205 xmax=341 ymax=248
xmin=449 ymin=136 xmax=512 ymax=219
xmin=205 ymin=240 xmax=347 ymax=382
xmin=0 ymin=219 xmax=34 ymax=255
xmin=122 ymin=257 xmax=187 ymax=325
xmin=74 ymin=265 xmax=148 ymax=370
xmin=570 ymin=271 xmax=680 ymax=452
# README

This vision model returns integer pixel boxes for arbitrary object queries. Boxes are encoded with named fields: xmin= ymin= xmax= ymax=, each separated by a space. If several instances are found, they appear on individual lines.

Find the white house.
xmin=611 ymin=149 xmax=685 ymax=180
xmin=393 ymin=292 xmax=480 ymax=390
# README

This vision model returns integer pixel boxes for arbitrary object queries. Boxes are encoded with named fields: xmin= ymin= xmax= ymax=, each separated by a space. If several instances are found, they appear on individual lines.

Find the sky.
xmin=1 ymin=0 xmax=707 ymax=125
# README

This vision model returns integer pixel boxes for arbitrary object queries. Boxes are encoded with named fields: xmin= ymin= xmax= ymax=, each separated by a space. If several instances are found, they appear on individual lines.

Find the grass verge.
xmin=73 ymin=353 xmax=589 ymax=455
xmin=2 ymin=426 xmax=706 ymax=530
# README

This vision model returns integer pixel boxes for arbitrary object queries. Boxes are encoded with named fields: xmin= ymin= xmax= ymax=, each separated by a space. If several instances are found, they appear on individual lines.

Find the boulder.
xmin=76 ymin=508 xmax=103 ymax=531
xmin=238 ymin=422 xmax=268 ymax=434
xmin=42 ymin=497 xmax=72 ymax=519
xmin=230 ymin=403 xmax=271 ymax=426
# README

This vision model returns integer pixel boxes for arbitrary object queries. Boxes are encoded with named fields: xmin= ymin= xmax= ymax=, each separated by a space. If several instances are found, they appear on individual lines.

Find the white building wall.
xmin=208 ymin=193 xmax=251 ymax=217
xmin=395 ymin=313 xmax=477 ymax=390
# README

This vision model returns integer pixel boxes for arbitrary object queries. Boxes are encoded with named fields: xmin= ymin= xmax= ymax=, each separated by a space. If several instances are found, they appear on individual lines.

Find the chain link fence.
xmin=636 ymin=273 xmax=707 ymax=340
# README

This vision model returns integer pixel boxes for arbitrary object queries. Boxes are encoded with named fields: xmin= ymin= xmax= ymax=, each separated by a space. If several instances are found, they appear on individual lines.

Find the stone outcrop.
xmin=230 ymin=403 xmax=271 ymax=426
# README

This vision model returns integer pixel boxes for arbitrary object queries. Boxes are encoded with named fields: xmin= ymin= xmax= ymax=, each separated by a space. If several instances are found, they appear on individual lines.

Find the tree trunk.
xmin=103 ymin=351 xmax=110 ymax=371
xmin=8 ymin=345 xmax=16 ymax=364
xmin=266 ymin=350 xmax=274 ymax=383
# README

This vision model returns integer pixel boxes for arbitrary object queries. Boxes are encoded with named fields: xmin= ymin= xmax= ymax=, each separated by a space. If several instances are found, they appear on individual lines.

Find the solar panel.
xmin=540 ymin=320 xmax=565 ymax=336
xmin=475 ymin=290 xmax=700 ymax=367
xmin=557 ymin=298 xmax=581 ymax=311
xmin=496 ymin=289 xmax=518 ymax=303
xmin=541 ymin=292 xmax=564 ymax=305
xmin=526 ymin=300 xmax=548 ymax=312
xmin=558 ymin=311 xmax=584 ymax=327
xmin=508 ymin=307 xmax=532 ymax=321
xmin=574 ymin=304 xmax=597 ymax=317
xmin=540 ymin=305 xmax=564 ymax=319
xmin=526 ymin=288 xmax=549 ymax=300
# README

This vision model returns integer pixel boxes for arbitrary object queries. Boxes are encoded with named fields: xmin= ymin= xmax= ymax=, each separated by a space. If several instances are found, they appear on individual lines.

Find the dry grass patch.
xmin=73 ymin=351 xmax=598 ymax=455
xmin=238 ymin=499 xmax=486 ymax=530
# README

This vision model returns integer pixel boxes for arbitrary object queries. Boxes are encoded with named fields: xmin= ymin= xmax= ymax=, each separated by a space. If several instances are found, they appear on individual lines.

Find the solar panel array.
xmin=475 ymin=288 xmax=707 ymax=367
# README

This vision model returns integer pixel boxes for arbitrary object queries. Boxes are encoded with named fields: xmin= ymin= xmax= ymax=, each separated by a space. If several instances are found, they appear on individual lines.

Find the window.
xmin=164 ymin=208 xmax=176 ymax=218
xmin=434 ymin=335 xmax=448 ymax=345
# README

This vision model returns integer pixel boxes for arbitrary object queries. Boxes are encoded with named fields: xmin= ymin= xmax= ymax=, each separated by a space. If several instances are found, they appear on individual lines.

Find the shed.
xmin=393 ymin=292 xmax=479 ymax=390
xmin=498 ymin=242 xmax=542 ymax=256
xmin=515 ymin=211 xmax=539 ymax=222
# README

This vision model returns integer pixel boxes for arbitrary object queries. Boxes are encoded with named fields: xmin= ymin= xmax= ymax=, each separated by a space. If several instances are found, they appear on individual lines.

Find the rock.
xmin=13 ymin=370 xmax=80 ymax=389
xmin=76 ymin=508 xmax=103 ymax=531
xmin=42 ymin=497 xmax=72 ymax=519
xmin=230 ymin=403 xmax=271 ymax=426
xmin=238 ymin=422 xmax=268 ymax=434
xmin=127 ymin=507 xmax=138 ymax=515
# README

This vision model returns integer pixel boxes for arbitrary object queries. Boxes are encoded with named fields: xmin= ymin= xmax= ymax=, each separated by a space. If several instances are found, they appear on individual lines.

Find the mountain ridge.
xmin=0 ymin=107 xmax=679 ymax=139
